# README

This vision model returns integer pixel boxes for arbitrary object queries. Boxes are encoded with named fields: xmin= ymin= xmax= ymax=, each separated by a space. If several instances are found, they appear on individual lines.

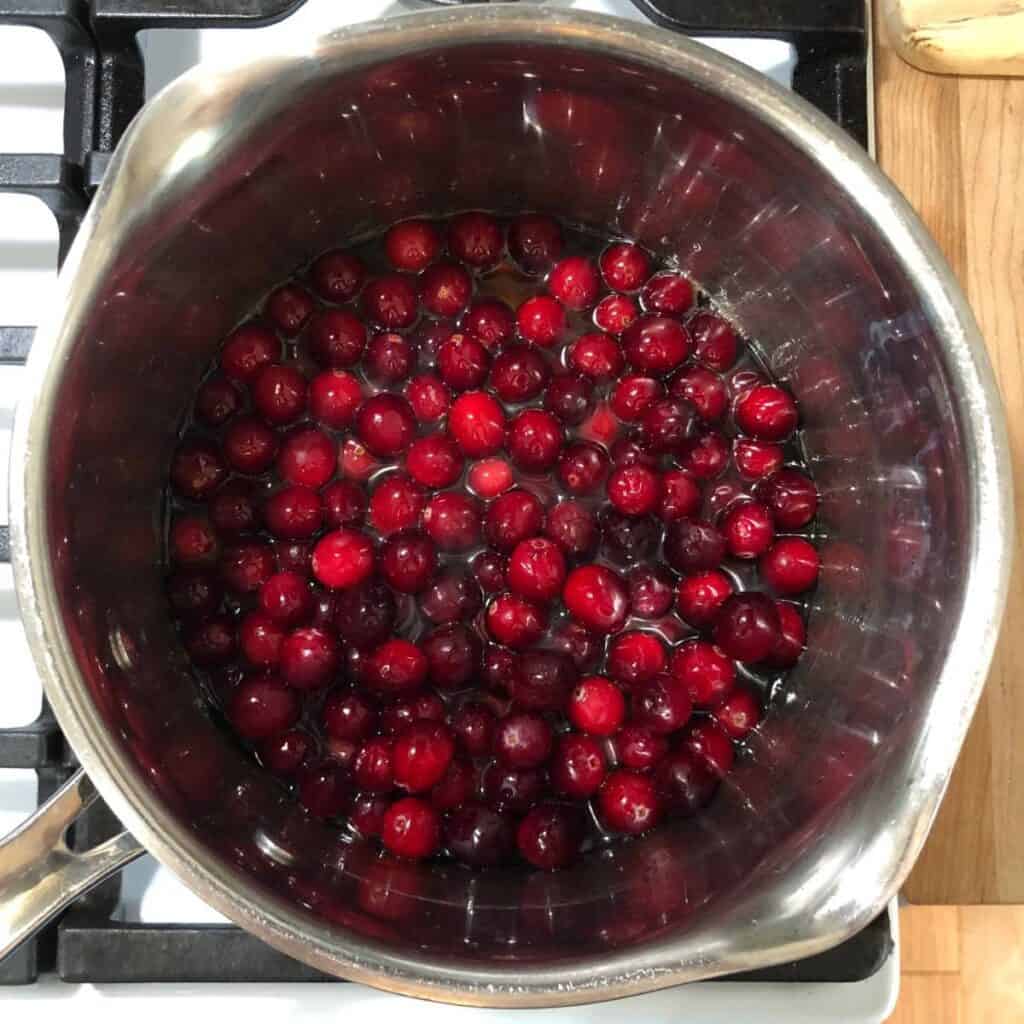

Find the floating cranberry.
xmin=450 ymin=702 xmax=496 ymax=758
xmin=570 ymin=332 xmax=624 ymax=381
xmin=508 ymin=213 xmax=563 ymax=272
xmin=363 ymin=639 xmax=428 ymax=695
xmin=655 ymin=749 xmax=716 ymax=816
xmin=640 ymin=397 xmax=695 ymax=454
xmin=448 ymin=390 xmax=507 ymax=457
xmin=712 ymin=592 xmax=781 ymax=663
xmin=468 ymin=457 xmax=514 ymax=499
xmin=641 ymin=271 xmax=693 ymax=315
xmin=298 ymin=760 xmax=352 ymax=818
xmin=612 ymin=724 xmax=668 ymax=772
xmin=555 ymin=441 xmax=607 ymax=497
xmin=361 ymin=274 xmax=419 ymax=328
xmin=266 ymin=283 xmax=315 ymax=336
xmin=611 ymin=375 xmax=663 ymax=422
xmin=600 ymin=242 xmax=650 ymax=292
xmin=220 ymin=323 xmax=279 ymax=382
xmin=626 ymin=565 xmax=675 ymax=619
xmin=655 ymin=469 xmax=700 ymax=523
xmin=169 ymin=516 xmax=218 ymax=567
xmin=322 ymin=479 xmax=367 ymax=529
xmin=350 ymin=793 xmax=390 ymax=838
xmin=422 ymin=623 xmax=479 ymax=689
xmin=517 ymin=804 xmax=582 ymax=870
xmin=382 ymin=797 xmax=440 ymax=859
xmin=486 ymin=488 xmax=545 ymax=551
xmin=463 ymin=299 xmax=515 ymax=349
xmin=381 ymin=531 xmax=437 ymax=592
xmin=310 ymin=249 xmax=365 ymax=302
xmin=622 ymin=316 xmax=691 ymax=375
xmin=482 ymin=644 xmax=520 ymax=694
xmin=756 ymin=469 xmax=818 ymax=529
xmin=486 ymin=593 xmax=546 ymax=649
xmin=734 ymin=384 xmax=798 ymax=441
xmin=669 ymin=639 xmax=735 ymax=709
xmin=489 ymin=344 xmax=550 ymax=403
xmin=385 ymin=219 xmax=441 ymax=272
xmin=421 ymin=571 xmax=481 ymax=624
xmin=473 ymin=550 xmax=508 ymax=594
xmin=563 ymin=565 xmax=629 ymax=634
xmin=676 ymin=570 xmax=734 ymax=629
xmin=688 ymin=311 xmax=738 ymax=371
xmin=546 ymin=374 xmax=594 ymax=427
xmin=279 ymin=626 xmax=339 ymax=690
xmin=239 ymin=611 xmax=285 ymax=667
xmin=734 ymin=438 xmax=784 ymax=480
xmin=551 ymin=733 xmax=607 ymax=798
xmin=593 ymin=294 xmax=639 ymax=335
xmin=365 ymin=331 xmax=415 ymax=384
xmin=760 ymin=537 xmax=819 ymax=595
xmin=599 ymin=508 xmax=659 ymax=563
xmin=680 ymin=430 xmax=729 ymax=480
xmin=506 ymin=536 xmax=568 ymax=604
xmin=263 ymin=486 xmax=323 ymax=540
xmin=544 ymin=499 xmax=598 ymax=559
xmin=275 ymin=541 xmax=313 ymax=575
xmin=392 ymin=722 xmax=455 ymax=792
xmin=195 ymin=375 xmax=241 ymax=427
xmin=482 ymin=763 xmax=545 ymax=815
xmin=255 ymin=572 xmax=310 ymax=627
xmin=608 ymin=632 xmax=667 ymax=689
xmin=356 ymin=394 xmax=416 ymax=458
xmin=420 ymin=262 xmax=472 ymax=317
xmin=277 ymin=427 xmax=336 ymax=488
xmin=495 ymin=713 xmax=553 ymax=770
xmin=513 ymin=650 xmax=578 ymax=712
xmin=338 ymin=437 xmax=378 ymax=480
xmin=517 ymin=295 xmax=566 ymax=347
xmin=422 ymin=492 xmax=481 ymax=551
xmin=445 ymin=802 xmax=514 ymax=867
xmin=671 ymin=365 xmax=728 ymax=423
xmin=405 ymin=373 xmax=450 ymax=423
xmin=551 ymin=620 xmax=602 ymax=672
xmin=508 ymin=409 xmax=563 ymax=473
xmin=221 ymin=542 xmax=275 ymax=594
xmin=663 ymin=518 xmax=725 ymax=574
xmin=599 ymin=770 xmax=661 ymax=835
xmin=547 ymin=256 xmax=600 ymax=310
xmin=682 ymin=720 xmax=735 ymax=777
xmin=171 ymin=439 xmax=226 ymax=499
xmin=229 ymin=675 xmax=299 ymax=740
xmin=713 ymin=688 xmax=762 ymax=740
xmin=448 ymin=211 xmax=503 ymax=269
xmin=568 ymin=676 xmax=625 ymax=736
xmin=765 ymin=601 xmax=806 ymax=668
xmin=305 ymin=309 xmax=366 ymax=368
xmin=437 ymin=333 xmax=490 ymax=391
xmin=366 ymin=474 xmax=422 ymax=535
xmin=607 ymin=463 xmax=661 ymax=517
xmin=311 ymin=529 xmax=375 ymax=590
xmin=379 ymin=693 xmax=445 ymax=736
xmin=323 ymin=690 xmax=377 ymax=742
xmin=309 ymin=369 xmax=362 ymax=429
xmin=631 ymin=673 xmax=692 ymax=735
xmin=168 ymin=570 xmax=222 ymax=620
xmin=333 ymin=578 xmax=396 ymax=649
xmin=722 ymin=501 xmax=775 ymax=559
xmin=259 ymin=729 xmax=312 ymax=777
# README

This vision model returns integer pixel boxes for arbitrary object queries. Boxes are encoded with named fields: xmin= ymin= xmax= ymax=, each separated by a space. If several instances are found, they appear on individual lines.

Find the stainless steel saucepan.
xmin=0 ymin=6 xmax=1012 ymax=1006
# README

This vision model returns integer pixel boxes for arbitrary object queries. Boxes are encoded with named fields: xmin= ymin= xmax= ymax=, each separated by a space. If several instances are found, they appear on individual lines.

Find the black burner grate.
xmin=0 ymin=0 xmax=886 ymax=987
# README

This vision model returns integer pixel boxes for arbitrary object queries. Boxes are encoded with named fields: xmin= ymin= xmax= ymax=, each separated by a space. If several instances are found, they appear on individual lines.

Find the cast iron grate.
xmin=0 ymin=0 xmax=886 ymax=987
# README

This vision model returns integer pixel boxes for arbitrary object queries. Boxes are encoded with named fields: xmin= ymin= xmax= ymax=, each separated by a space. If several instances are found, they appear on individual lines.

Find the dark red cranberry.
xmin=379 ymin=693 xmax=445 ymax=736
xmin=688 ymin=311 xmax=738 ymax=371
xmin=640 ymin=398 xmax=696 ymax=455
xmin=760 ymin=538 xmax=819 ymax=595
xmin=599 ymin=508 xmax=659 ymax=563
xmin=473 ymin=550 xmax=508 ymax=594
xmin=169 ymin=516 xmax=218 ymax=567
xmin=626 ymin=566 xmax=675 ymax=619
xmin=593 ymin=294 xmax=639 ymax=334
xmin=305 ymin=309 xmax=367 ymax=368
xmin=259 ymin=728 xmax=312 ymax=776
xmin=277 ymin=427 xmax=336 ymax=488
xmin=612 ymin=724 xmax=667 ymax=772
xmin=239 ymin=611 xmax=285 ymax=667
xmin=309 ymin=369 xmax=362 ymax=429
xmin=654 ymin=749 xmax=717 ymax=816
xmin=641 ymin=271 xmax=694 ymax=315
xmin=362 ymin=639 xmax=428 ymax=695
xmin=437 ymin=332 xmax=490 ymax=391
xmin=381 ymin=531 xmax=437 ymax=592
xmin=547 ymin=256 xmax=600 ymax=310
xmin=184 ymin=615 xmax=236 ymax=666
xmin=405 ymin=373 xmax=450 ymax=423
xmin=608 ymin=632 xmax=667 ymax=689
xmin=712 ymin=592 xmax=781 ymax=663
xmin=279 ymin=626 xmax=339 ymax=690
xmin=350 ymin=793 xmax=390 ymax=838
xmin=722 ymin=501 xmax=775 ymax=559
xmin=275 ymin=541 xmax=313 ymax=575
xmin=422 ymin=492 xmax=482 ymax=551
xmin=168 ymin=569 xmax=222 ymax=620
xmin=676 ymin=570 xmax=734 ymax=629
xmin=482 ymin=763 xmax=545 ymax=815
xmin=598 ymin=770 xmax=661 ymax=835
xmin=310 ymin=249 xmax=365 ymax=302
xmin=364 ymin=331 xmax=415 ymax=384
xmin=361 ymin=273 xmax=419 ymax=328
xmin=486 ymin=488 xmax=545 ymax=551
xmin=422 ymin=623 xmax=480 ymax=689
xmin=756 ymin=469 xmax=818 ymax=529
xmin=568 ymin=676 xmax=625 ymax=736
xmin=228 ymin=675 xmax=299 ymax=739
xmin=338 ymin=437 xmax=378 ymax=480
xmin=517 ymin=804 xmax=582 ymax=870
xmin=611 ymin=375 xmax=663 ymax=422
xmin=445 ymin=802 xmax=514 ymax=867
xmin=355 ymin=394 xmax=416 ymax=458
xmin=544 ymin=374 xmax=594 ymax=426
xmin=555 ymin=441 xmax=607 ymax=497
xmin=323 ymin=690 xmax=377 ymax=741
xmin=221 ymin=417 xmax=277 ymax=476
xmin=392 ymin=722 xmax=455 ymax=792
xmin=420 ymin=261 xmax=472 ymax=317
xmin=430 ymin=758 xmax=475 ymax=811
xmin=562 ymin=564 xmax=629 ymax=634
xmin=263 ymin=485 xmax=323 ymax=540
xmin=600 ymin=242 xmax=650 ymax=292
xmin=482 ymin=644 xmax=520 ymax=695
xmin=297 ymin=760 xmax=352 ymax=819
xmin=495 ymin=712 xmax=553 ymax=769
xmin=468 ymin=457 xmax=514 ymax=499
xmin=506 ymin=537 xmax=567 ymax=604
xmin=551 ymin=733 xmax=607 ymax=798
xmin=734 ymin=438 xmax=783 ymax=480
xmin=170 ymin=439 xmax=226 ymax=499
xmin=513 ymin=650 xmax=577 ymax=712
xmin=382 ymin=797 xmax=440 ymax=859
xmin=332 ymin=578 xmax=396 ymax=648
xmin=463 ymin=299 xmax=515 ymax=349
xmin=489 ymin=344 xmax=550 ymax=403
xmin=221 ymin=541 xmax=275 ymax=594
xmin=652 ymin=471 xmax=696 ymax=525
xmin=369 ymin=474 xmax=425 ymax=535
xmin=485 ymin=593 xmax=546 ymax=649
xmin=607 ymin=463 xmax=661 ymax=517
xmin=682 ymin=720 xmax=735 ymax=777
xmin=448 ymin=390 xmax=507 ymax=457
xmin=517 ymin=295 xmax=566 ymax=347
xmin=734 ymin=384 xmax=798 ymax=441
xmin=195 ymin=375 xmax=241 ymax=427
xmin=671 ymin=365 xmax=728 ymax=423
xmin=680 ymin=430 xmax=730 ymax=480
xmin=311 ymin=529 xmax=375 ymax=590
xmin=623 ymin=316 xmax=691 ymax=376
xmin=448 ymin=211 xmax=503 ymax=269
xmin=421 ymin=571 xmax=481 ymax=624
xmin=451 ymin=702 xmax=496 ymax=757
xmin=322 ymin=479 xmax=367 ymax=529
xmin=713 ymin=688 xmax=762 ymax=740
xmin=508 ymin=213 xmax=563 ymax=273
xmin=507 ymin=409 xmax=563 ymax=473
xmin=220 ymin=323 xmax=280 ymax=383
xmin=765 ymin=601 xmax=806 ymax=668
xmin=664 ymin=518 xmax=726 ymax=574
xmin=670 ymin=639 xmax=735 ymax=709
xmin=265 ymin=283 xmax=314 ymax=337
xmin=632 ymin=673 xmax=692 ymax=735
xmin=385 ymin=219 xmax=441 ymax=272
xmin=570 ymin=333 xmax=624 ymax=382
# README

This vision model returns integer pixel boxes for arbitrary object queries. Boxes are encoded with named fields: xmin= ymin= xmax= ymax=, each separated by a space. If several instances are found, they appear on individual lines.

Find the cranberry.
xmin=482 ymin=763 xmax=545 ymax=815
xmin=682 ymin=720 xmax=735 ymax=777
xmin=680 ymin=430 xmax=729 ymax=480
xmin=641 ymin=271 xmax=694 ymax=315
xmin=568 ymin=675 xmax=625 ymax=735
xmin=760 ymin=538 xmax=818 ymax=595
xmin=430 ymin=758 xmax=475 ymax=811
xmin=414 ymin=321 xmax=455 ymax=360
xmin=600 ymin=242 xmax=650 ymax=292
xmin=612 ymin=724 xmax=667 ymax=772
xmin=669 ymin=639 xmax=735 ymax=709
xmin=517 ymin=804 xmax=582 ymax=870
xmin=333 ymin=578 xmax=396 ymax=648
xmin=420 ymin=492 xmax=480 ymax=551
xmin=607 ymin=464 xmax=661 ymax=517
xmin=385 ymin=219 xmax=441 ymax=272
xmin=266 ymin=283 xmax=315 ymax=336
xmin=169 ymin=516 xmax=218 ymax=566
xmin=262 ymin=486 xmax=322 ymax=540
xmin=405 ymin=373 xmax=450 ymax=423
xmin=356 ymin=394 xmax=416 ymax=458
xmin=437 ymin=333 xmax=490 ymax=391
xmin=421 ymin=571 xmax=481 ymax=624
xmin=392 ymin=722 xmax=455 ymax=792
xmin=229 ymin=675 xmax=299 ymax=740
xmin=364 ymin=331 xmax=415 ymax=384
xmin=517 ymin=295 xmax=566 ymax=347
xmin=608 ymin=632 xmax=667 ymax=689
xmin=310 ymin=249 xmax=365 ymax=302
xmin=640 ymin=398 xmax=695 ymax=454
xmin=688 ymin=311 xmax=738 ymax=371
xmin=734 ymin=438 xmax=783 ymax=480
xmin=338 ymin=437 xmax=378 ymax=480
xmin=420 ymin=262 xmax=472 ymax=317
xmin=259 ymin=728 xmax=312 ymax=776
xmin=513 ymin=650 xmax=577 ymax=712
xmin=362 ymin=639 xmax=428 ymax=695
xmin=195 ymin=375 xmax=241 ymax=427
xmin=623 ymin=316 xmax=691 ymax=376
xmin=309 ymin=370 xmax=362 ymax=429
xmin=484 ymin=489 xmax=543 ymax=552
xmin=489 ymin=344 xmax=550 ymax=403
xmin=506 ymin=537 xmax=567 ymax=604
xmin=551 ymin=620 xmax=601 ymax=671
xmin=381 ymin=531 xmax=437 ymax=592
xmin=713 ymin=688 xmax=762 ymax=740
xmin=540 ymin=502 xmax=595 ymax=561
xmin=554 ymin=441 xmax=607 ymax=497
xmin=551 ymin=733 xmax=607 ymax=798
xmin=239 ymin=611 xmax=285 ymax=667
xmin=422 ymin=623 xmax=480 ymax=689
xmin=756 ymin=469 xmax=818 ymax=529
xmin=722 ymin=501 xmax=775 ymax=559
xmin=451 ymin=702 xmax=496 ymax=757
xmin=473 ymin=550 xmax=508 ymax=594
xmin=445 ymin=802 xmax=514 ymax=867
xmin=379 ymin=693 xmax=445 ymax=736
xmin=221 ymin=542 xmax=275 ymax=594
xmin=547 ymin=256 xmax=600 ymax=310
xmin=593 ymin=294 xmax=639 ymax=334
xmin=765 ymin=601 xmax=806 ymax=668
xmin=507 ymin=409 xmax=563 ymax=473
xmin=171 ymin=439 xmax=226 ymax=499
xmin=297 ymin=760 xmax=352 ymax=818
xmin=676 ymin=569 xmax=734 ymax=628
xmin=275 ymin=541 xmax=313 ymax=575
xmin=463 ymin=299 xmax=515 ymax=349
xmin=654 ymin=749 xmax=717 ymax=816
xmin=468 ymin=457 xmax=514 ymax=499
xmin=486 ymin=593 xmax=546 ymax=649
xmin=482 ymin=644 xmax=520 ymax=694
xmin=712 ymin=592 xmax=781 ymax=663
xmin=448 ymin=390 xmax=507 ymax=457
xmin=599 ymin=508 xmax=659 ymax=563
xmin=322 ymin=479 xmax=367 ymax=529
xmin=305 ymin=309 xmax=367 ymax=368
xmin=220 ymin=323 xmax=279 ymax=382
xmin=369 ymin=474 xmax=426 ymax=535
xmin=632 ymin=673 xmax=692 ymax=735
xmin=495 ymin=712 xmax=553 ymax=770
xmin=508 ymin=213 xmax=563 ymax=272
xmin=382 ymin=797 xmax=440 ymax=860
xmin=734 ymin=384 xmax=798 ymax=441
xmin=570 ymin=333 xmax=624 ymax=382
xmin=626 ymin=566 xmax=675 ymax=619
xmin=168 ymin=570 xmax=222 ymax=620
xmin=361 ymin=274 xmax=419 ymax=328
xmin=611 ymin=375 xmax=663 ymax=422
xmin=671 ymin=365 xmax=728 ymax=423
xmin=279 ymin=626 xmax=339 ymax=690
xmin=563 ymin=565 xmax=629 ymax=634
xmin=350 ymin=793 xmax=390 ymax=837
xmin=664 ymin=518 xmax=726 ymax=574
xmin=599 ymin=770 xmax=661 ymax=835
xmin=448 ymin=211 xmax=503 ymax=269
xmin=323 ymin=690 xmax=377 ymax=741
xmin=544 ymin=374 xmax=594 ymax=427
xmin=655 ymin=469 xmax=700 ymax=523
xmin=312 ymin=529 xmax=375 ymax=590
xmin=277 ymin=427 xmax=336 ymax=488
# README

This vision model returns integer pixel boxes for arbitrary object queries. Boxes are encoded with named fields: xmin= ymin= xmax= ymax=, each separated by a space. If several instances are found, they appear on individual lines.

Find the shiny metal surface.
xmin=4 ymin=6 xmax=1012 ymax=1006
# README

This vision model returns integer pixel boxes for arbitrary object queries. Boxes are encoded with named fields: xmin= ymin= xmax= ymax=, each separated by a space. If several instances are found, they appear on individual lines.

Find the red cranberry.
xmin=608 ymin=632 xmax=667 ymax=689
xmin=482 ymin=763 xmax=545 ymax=815
xmin=551 ymin=733 xmax=607 ymax=798
xmin=448 ymin=211 xmax=503 ymax=269
xmin=551 ymin=620 xmax=601 ymax=672
xmin=171 ymin=439 xmax=226 ymax=499
xmin=607 ymin=463 xmax=661 ymax=517
xmin=517 ymin=804 xmax=582 ymax=870
xmin=641 ymin=271 xmax=694 ymax=315
xmin=640 ymin=398 xmax=695 ymax=454
xmin=239 ymin=611 xmax=285 ymax=667
xmin=333 ymin=578 xmax=396 ymax=648
xmin=555 ymin=441 xmax=607 ymax=497
xmin=445 ymin=802 xmax=514 ymax=867
xmin=513 ymin=650 xmax=578 ymax=712
xmin=655 ymin=749 xmax=717 ymax=816
xmin=338 ymin=437 xmax=378 ymax=480
xmin=437 ymin=332 xmax=490 ymax=391
xmin=517 ymin=295 xmax=566 ymax=347
xmin=323 ymin=690 xmax=377 ymax=742
xmin=451 ymin=702 xmax=496 ymax=757
xmin=169 ymin=516 xmax=218 ymax=567
xmin=760 ymin=538 xmax=818 ymax=595
xmin=676 ymin=570 xmax=734 ymax=628
xmin=362 ymin=639 xmax=428 ymax=695
xmin=195 ymin=375 xmax=241 ymax=427
xmin=495 ymin=712 xmax=553 ymax=769
xmin=216 ymin=424 xmax=273 ymax=483
xmin=279 ymin=626 xmax=339 ymax=690
xmin=361 ymin=273 xmax=419 ymax=328
xmin=381 ymin=531 xmax=437 ymax=592
xmin=379 ymin=693 xmax=445 ymax=736
xmin=734 ymin=384 xmax=798 ymax=441
xmin=734 ymin=438 xmax=783 ymax=480
xmin=508 ymin=213 xmax=563 ymax=273
xmin=405 ymin=373 xmax=450 ymax=423
xmin=220 ymin=323 xmax=279 ymax=382
xmin=392 ymin=722 xmax=455 ymax=792
xmin=485 ymin=593 xmax=546 ymax=649
xmin=365 ymin=331 xmax=415 ymax=384
xmin=420 ymin=261 xmax=472 ymax=317
xmin=593 ymin=294 xmax=639 ymax=334
xmin=756 ymin=469 xmax=818 ymax=529
xmin=473 ymin=550 xmax=508 ymax=594
xmin=507 ymin=409 xmax=563 ymax=473
xmin=489 ymin=344 xmax=550 ymax=403
xmin=631 ymin=673 xmax=692 ymax=735
xmin=563 ymin=565 xmax=629 ymax=634
xmin=656 ymin=469 xmax=701 ymax=523
xmin=599 ymin=770 xmax=661 ymax=835
xmin=482 ymin=644 xmax=520 ymax=694
xmin=570 ymin=332 xmax=624 ymax=381
xmin=680 ymin=430 xmax=729 ymax=480
xmin=422 ymin=492 xmax=481 ymax=551
xmin=382 ymin=797 xmax=440 ymax=859
xmin=356 ymin=394 xmax=417 ymax=458
xmin=309 ymin=370 xmax=362 ymax=429
xmin=599 ymin=508 xmax=659 ymax=563
xmin=385 ymin=219 xmax=441 ymax=272
xmin=664 ymin=518 xmax=726 ymax=574
xmin=259 ymin=728 xmax=312 ymax=776
xmin=766 ymin=601 xmax=806 ymax=668
xmin=305 ymin=309 xmax=366 ymax=368
xmin=421 ymin=571 xmax=481 ymax=624
xmin=544 ymin=374 xmax=594 ymax=426
xmin=404 ymin=436 xmax=463 ymax=491
xmin=468 ymin=457 xmax=514 ymax=499
xmin=448 ymin=390 xmax=507 ymax=457
xmin=221 ymin=542 xmax=275 ymax=594
xmin=688 ymin=311 xmax=738 ymax=371
xmin=277 ymin=427 xmax=336 ymax=488
xmin=422 ymin=623 xmax=480 ymax=689
xmin=322 ymin=479 xmax=367 ymax=529
xmin=297 ymin=760 xmax=352 ymax=818
xmin=712 ymin=592 xmax=781 ymax=663
xmin=722 ymin=501 xmax=775 ymax=559
xmin=544 ymin=500 xmax=598 ymax=559
xmin=569 ymin=675 xmax=625 ymax=735
xmin=229 ymin=675 xmax=299 ymax=739
xmin=310 ymin=249 xmax=365 ymax=302
xmin=486 ymin=488 xmax=545 ymax=551
xmin=713 ymin=687 xmax=762 ymax=739
xmin=671 ymin=365 xmax=728 ymax=423
xmin=611 ymin=375 xmax=663 ymax=422
xmin=263 ymin=486 xmax=323 ymax=540
xmin=168 ymin=569 xmax=222 ymax=620
xmin=612 ymin=724 xmax=667 ymax=772
xmin=682 ymin=720 xmax=735 ymax=777
xmin=266 ymin=283 xmax=314 ymax=336
xmin=600 ymin=242 xmax=650 ymax=292
xmin=507 ymin=537 xmax=567 ymax=604
xmin=622 ymin=316 xmax=691 ymax=376
xmin=463 ymin=299 xmax=515 ymax=349
xmin=626 ymin=566 xmax=674 ymax=619
xmin=350 ymin=793 xmax=390 ymax=838
xmin=312 ymin=529 xmax=375 ymax=590
xmin=547 ymin=256 xmax=600 ymax=310
xmin=256 ymin=571 xmax=311 ymax=626
xmin=369 ymin=474 xmax=425 ymax=535
xmin=670 ymin=639 xmax=735 ymax=709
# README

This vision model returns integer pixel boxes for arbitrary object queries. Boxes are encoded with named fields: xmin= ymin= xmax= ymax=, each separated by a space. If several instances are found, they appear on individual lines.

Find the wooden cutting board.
xmin=874 ymin=2 xmax=1024 ymax=904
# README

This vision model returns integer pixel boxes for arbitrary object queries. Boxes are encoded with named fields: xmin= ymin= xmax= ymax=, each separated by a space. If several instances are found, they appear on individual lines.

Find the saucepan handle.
xmin=0 ymin=769 xmax=144 ymax=962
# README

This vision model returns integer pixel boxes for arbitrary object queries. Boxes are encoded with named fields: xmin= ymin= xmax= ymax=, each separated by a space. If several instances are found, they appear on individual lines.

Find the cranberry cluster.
xmin=167 ymin=212 xmax=819 ymax=871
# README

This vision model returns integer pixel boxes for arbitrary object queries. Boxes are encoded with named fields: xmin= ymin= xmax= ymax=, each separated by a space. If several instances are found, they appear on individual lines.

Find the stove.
xmin=0 ymin=1 xmax=897 ymax=1019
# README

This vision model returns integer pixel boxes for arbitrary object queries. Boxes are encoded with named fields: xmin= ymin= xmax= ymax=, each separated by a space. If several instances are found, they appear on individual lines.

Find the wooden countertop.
xmin=874 ymin=5 xmax=1024 ymax=904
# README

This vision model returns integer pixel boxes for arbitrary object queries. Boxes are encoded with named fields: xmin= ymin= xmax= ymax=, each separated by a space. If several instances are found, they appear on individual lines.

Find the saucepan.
xmin=0 ymin=6 xmax=1012 ymax=1006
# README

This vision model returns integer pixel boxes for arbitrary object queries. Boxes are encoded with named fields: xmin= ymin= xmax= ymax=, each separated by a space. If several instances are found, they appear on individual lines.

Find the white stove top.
xmin=0 ymin=1 xmax=897 ymax=1018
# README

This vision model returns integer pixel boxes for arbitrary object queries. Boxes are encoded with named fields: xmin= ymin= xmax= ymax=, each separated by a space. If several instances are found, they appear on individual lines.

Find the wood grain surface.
xmin=874 ymin=3 xmax=1024 ymax=904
